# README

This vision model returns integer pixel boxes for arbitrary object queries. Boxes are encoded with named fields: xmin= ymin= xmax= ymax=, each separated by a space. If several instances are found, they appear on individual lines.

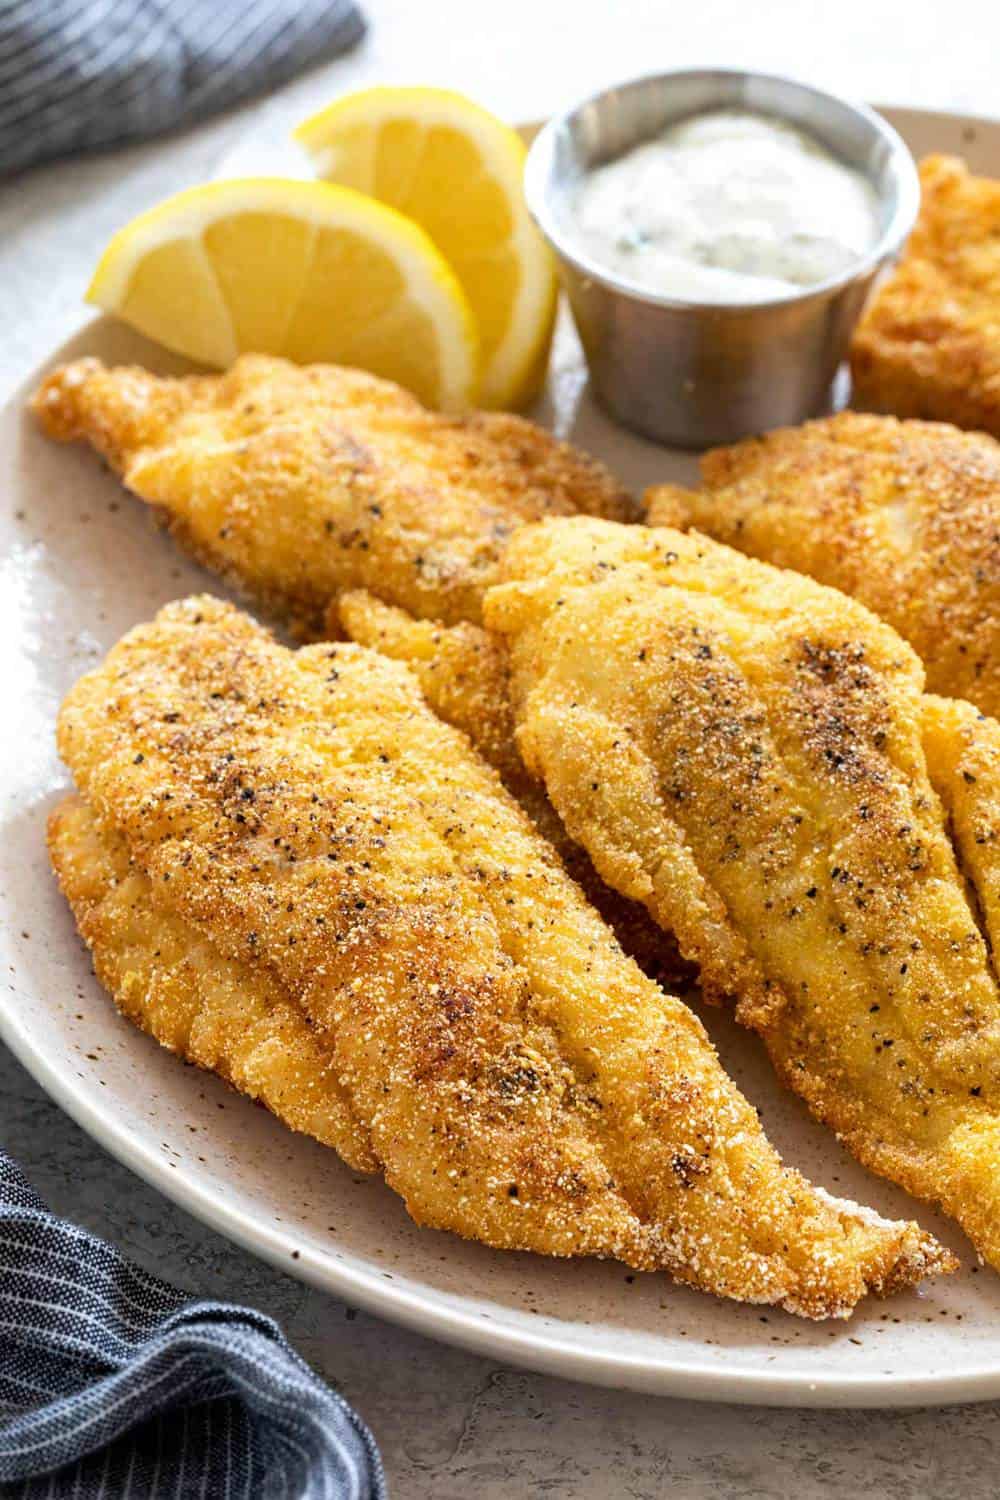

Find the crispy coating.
xmin=49 ymin=796 xmax=377 ymax=1171
xmin=33 ymin=352 xmax=678 ymax=974
xmin=850 ymin=155 xmax=1000 ymax=436
xmin=921 ymin=694 xmax=1000 ymax=975
xmin=51 ymin=595 xmax=950 ymax=1316
xmin=647 ymin=411 xmax=1000 ymax=719
xmin=336 ymin=589 xmax=520 ymax=781
xmin=485 ymin=516 xmax=1000 ymax=1268
xmin=336 ymin=588 xmax=691 ymax=991
xmin=31 ymin=355 xmax=634 ymax=633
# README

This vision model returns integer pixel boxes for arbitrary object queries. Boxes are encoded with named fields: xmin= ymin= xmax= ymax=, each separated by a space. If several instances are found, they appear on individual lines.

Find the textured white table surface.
xmin=4 ymin=2 xmax=1000 ymax=1493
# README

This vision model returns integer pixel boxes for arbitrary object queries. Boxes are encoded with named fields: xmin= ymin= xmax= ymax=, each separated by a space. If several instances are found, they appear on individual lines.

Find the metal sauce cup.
xmin=525 ymin=69 xmax=919 ymax=448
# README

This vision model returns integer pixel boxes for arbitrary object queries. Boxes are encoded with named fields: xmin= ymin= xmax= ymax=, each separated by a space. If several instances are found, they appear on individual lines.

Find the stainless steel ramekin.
xmin=524 ymin=69 xmax=919 ymax=448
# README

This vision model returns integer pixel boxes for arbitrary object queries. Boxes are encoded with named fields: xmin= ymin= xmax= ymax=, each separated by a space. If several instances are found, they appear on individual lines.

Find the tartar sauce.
xmin=569 ymin=110 xmax=881 ymax=302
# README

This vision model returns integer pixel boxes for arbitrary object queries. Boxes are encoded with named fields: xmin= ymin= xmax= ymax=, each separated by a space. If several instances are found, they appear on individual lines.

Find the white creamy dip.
xmin=569 ymin=110 xmax=881 ymax=302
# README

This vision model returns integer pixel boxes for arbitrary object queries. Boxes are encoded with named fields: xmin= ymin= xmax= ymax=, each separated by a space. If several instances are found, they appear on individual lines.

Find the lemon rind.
xmin=87 ymin=177 xmax=480 ymax=409
xmin=295 ymin=89 xmax=556 ymax=409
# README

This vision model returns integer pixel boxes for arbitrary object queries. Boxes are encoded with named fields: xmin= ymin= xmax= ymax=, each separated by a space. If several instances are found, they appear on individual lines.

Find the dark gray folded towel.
xmin=0 ymin=1152 xmax=385 ymax=1498
xmin=0 ymin=0 xmax=366 ymax=177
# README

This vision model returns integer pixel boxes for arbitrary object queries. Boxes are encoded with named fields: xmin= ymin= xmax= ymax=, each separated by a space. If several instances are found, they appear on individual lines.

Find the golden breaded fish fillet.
xmin=485 ymin=516 xmax=1000 ymax=1269
xmin=850 ymin=155 xmax=1000 ymax=436
xmin=921 ymin=694 xmax=1000 ymax=974
xmin=32 ymin=355 xmax=633 ymax=633
xmin=49 ymin=795 xmax=377 ymax=1171
xmin=648 ymin=410 xmax=1000 ymax=719
xmin=34 ymin=352 xmax=681 ymax=985
xmin=335 ymin=588 xmax=692 ymax=992
xmin=51 ymin=595 xmax=950 ymax=1316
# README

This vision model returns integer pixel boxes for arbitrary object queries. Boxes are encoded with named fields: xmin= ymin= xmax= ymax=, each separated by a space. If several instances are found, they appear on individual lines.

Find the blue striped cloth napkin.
xmin=0 ymin=0 xmax=366 ymax=177
xmin=0 ymin=1152 xmax=385 ymax=1498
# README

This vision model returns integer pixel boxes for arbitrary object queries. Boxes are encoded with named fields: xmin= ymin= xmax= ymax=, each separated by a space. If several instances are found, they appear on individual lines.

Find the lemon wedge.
xmin=86 ymin=178 xmax=479 ymax=410
xmin=294 ymin=87 xmax=556 ymax=409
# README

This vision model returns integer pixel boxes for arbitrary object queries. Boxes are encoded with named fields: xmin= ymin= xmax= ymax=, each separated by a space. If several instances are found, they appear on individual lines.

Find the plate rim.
xmin=7 ymin=999 xmax=1000 ymax=1410
xmin=6 ymin=100 xmax=1000 ymax=1409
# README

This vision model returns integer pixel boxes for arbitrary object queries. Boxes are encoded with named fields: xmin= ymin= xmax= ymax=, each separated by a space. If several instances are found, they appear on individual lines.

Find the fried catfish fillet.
xmin=50 ymin=595 xmax=949 ymax=1316
xmin=485 ymin=516 xmax=1000 ymax=1268
xmin=336 ymin=588 xmax=520 ymax=781
xmin=335 ymin=588 xmax=691 ymax=991
xmin=31 ymin=355 xmax=633 ymax=633
xmin=49 ymin=795 xmax=378 ymax=1171
xmin=648 ymin=411 xmax=1000 ymax=719
xmin=850 ymin=155 xmax=1000 ymax=436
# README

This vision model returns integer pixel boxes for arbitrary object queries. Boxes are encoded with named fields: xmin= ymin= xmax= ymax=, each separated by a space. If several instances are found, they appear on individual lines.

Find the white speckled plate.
xmin=3 ymin=106 xmax=1000 ymax=1408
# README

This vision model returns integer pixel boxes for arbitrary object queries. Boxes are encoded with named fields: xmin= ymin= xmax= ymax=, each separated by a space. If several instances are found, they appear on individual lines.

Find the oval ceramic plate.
xmin=3 ymin=106 xmax=1000 ymax=1408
